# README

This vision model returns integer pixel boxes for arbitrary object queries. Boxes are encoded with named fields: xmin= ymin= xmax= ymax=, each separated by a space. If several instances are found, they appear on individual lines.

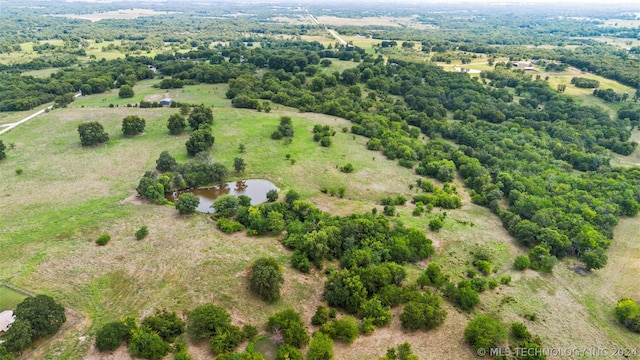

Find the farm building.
xmin=0 ymin=310 xmax=15 ymax=333
xmin=160 ymin=98 xmax=172 ymax=106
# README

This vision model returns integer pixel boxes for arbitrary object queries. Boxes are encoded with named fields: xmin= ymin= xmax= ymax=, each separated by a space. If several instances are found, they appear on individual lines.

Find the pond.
xmin=165 ymin=179 xmax=279 ymax=214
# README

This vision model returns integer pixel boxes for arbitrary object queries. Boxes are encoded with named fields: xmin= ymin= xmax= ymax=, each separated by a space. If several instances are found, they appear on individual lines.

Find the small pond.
xmin=165 ymin=179 xmax=279 ymax=214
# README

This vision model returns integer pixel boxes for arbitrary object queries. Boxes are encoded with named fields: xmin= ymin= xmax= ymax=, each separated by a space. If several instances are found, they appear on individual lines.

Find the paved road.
xmin=0 ymin=93 xmax=80 ymax=136
xmin=306 ymin=9 xmax=348 ymax=46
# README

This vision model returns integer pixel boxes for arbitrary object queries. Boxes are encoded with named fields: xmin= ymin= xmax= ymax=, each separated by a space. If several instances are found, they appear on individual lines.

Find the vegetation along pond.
xmin=166 ymin=179 xmax=279 ymax=213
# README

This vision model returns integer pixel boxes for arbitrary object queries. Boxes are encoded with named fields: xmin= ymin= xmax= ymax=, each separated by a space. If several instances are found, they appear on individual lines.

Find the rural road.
xmin=0 ymin=93 xmax=81 ymax=136
xmin=306 ymin=9 xmax=348 ymax=46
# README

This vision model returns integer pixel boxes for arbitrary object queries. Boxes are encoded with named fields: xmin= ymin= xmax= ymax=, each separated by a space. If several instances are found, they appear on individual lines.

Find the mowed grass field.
xmin=0 ymin=286 xmax=27 ymax=312
xmin=1 ymin=84 xmax=639 ymax=359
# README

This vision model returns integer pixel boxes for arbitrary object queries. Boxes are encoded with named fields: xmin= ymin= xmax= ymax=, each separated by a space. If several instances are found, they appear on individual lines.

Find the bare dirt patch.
xmin=144 ymin=93 xmax=169 ymax=102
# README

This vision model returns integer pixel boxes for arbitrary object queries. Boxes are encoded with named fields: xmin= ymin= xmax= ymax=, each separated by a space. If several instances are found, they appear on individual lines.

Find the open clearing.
xmin=1 ymin=85 xmax=639 ymax=359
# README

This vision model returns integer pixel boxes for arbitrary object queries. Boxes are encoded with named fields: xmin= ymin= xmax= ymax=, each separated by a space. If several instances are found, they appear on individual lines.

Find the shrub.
xmin=96 ymin=233 xmax=111 ymax=246
xmin=399 ymin=291 xmax=447 ymax=331
xmin=135 ymin=226 xmax=149 ymax=240
xmin=176 ymin=193 xmax=200 ymax=215
xmin=340 ymin=163 xmax=354 ymax=173
xmin=212 ymin=195 xmax=240 ymax=218
xmin=291 ymin=251 xmax=311 ymax=273
xmin=428 ymin=217 xmax=444 ymax=231
xmin=119 ymin=85 xmax=135 ymax=98
xmin=306 ymin=332 xmax=334 ymax=360
xmin=266 ymin=189 xmax=279 ymax=202
xmin=511 ymin=322 xmax=531 ymax=341
xmin=209 ymin=324 xmax=244 ymax=355
xmin=156 ymin=151 xmax=177 ymax=172
xmin=473 ymin=260 xmax=492 ymax=275
xmin=15 ymin=168 xmax=22 ymax=175
xmin=266 ymin=309 xmax=309 ymax=348
xmin=96 ymin=321 xmax=130 ymax=351
xmin=311 ymin=306 xmax=330 ymax=326
xmin=187 ymin=304 xmax=232 ymax=341
xmin=321 ymin=316 xmax=359 ymax=344
xmin=122 ymin=115 xmax=145 ymax=136
xmin=361 ymin=298 xmax=392 ymax=326
xmin=167 ymin=113 xmax=187 ymax=135
xmin=614 ymin=298 xmax=640 ymax=333
xmin=0 ymin=140 xmax=5 ymax=160
xmin=249 ymin=257 xmax=284 ymax=303
xmin=242 ymin=325 xmax=258 ymax=340
xmin=499 ymin=275 xmax=511 ymax=285
xmin=514 ymin=255 xmax=531 ymax=270
xmin=276 ymin=344 xmax=303 ymax=360
xmin=464 ymin=314 xmax=507 ymax=352
xmin=216 ymin=218 xmax=245 ymax=233
xmin=78 ymin=122 xmax=109 ymax=146
xmin=129 ymin=328 xmax=171 ymax=360
xmin=141 ymin=310 xmax=185 ymax=342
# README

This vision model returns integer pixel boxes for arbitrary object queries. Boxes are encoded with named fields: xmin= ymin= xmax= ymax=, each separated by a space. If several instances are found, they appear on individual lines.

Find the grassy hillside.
xmin=1 ymin=84 xmax=638 ymax=359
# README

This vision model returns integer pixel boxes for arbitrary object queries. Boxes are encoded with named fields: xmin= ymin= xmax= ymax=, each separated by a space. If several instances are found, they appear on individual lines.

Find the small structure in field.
xmin=160 ymin=98 xmax=172 ymax=106
xmin=0 ymin=310 xmax=16 ymax=333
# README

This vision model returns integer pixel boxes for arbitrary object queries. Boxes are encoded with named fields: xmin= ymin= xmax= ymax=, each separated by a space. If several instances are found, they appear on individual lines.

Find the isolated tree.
xmin=187 ymin=304 xmax=232 ymax=340
xmin=95 ymin=321 xmax=129 ymax=352
xmin=306 ymin=332 xmax=334 ymax=360
xmin=167 ymin=113 xmax=187 ymax=135
xmin=156 ymin=151 xmax=177 ymax=172
xmin=186 ymin=128 xmax=214 ymax=156
xmin=15 ymin=295 xmax=66 ymax=340
xmin=78 ymin=122 xmax=109 ymax=146
xmin=176 ymin=193 xmax=200 ymax=215
xmin=513 ymin=255 xmax=531 ymax=270
xmin=249 ymin=257 xmax=284 ymax=303
xmin=233 ymin=157 xmax=246 ymax=173
xmin=464 ymin=314 xmax=507 ymax=351
xmin=0 ymin=140 xmax=6 ymax=160
xmin=266 ymin=189 xmax=279 ymax=202
xmin=119 ymin=85 xmax=135 ymax=98
xmin=122 ymin=115 xmax=146 ymax=136
xmin=188 ymin=105 xmax=213 ymax=129
xmin=266 ymin=309 xmax=309 ymax=348
xmin=2 ymin=319 xmax=33 ymax=354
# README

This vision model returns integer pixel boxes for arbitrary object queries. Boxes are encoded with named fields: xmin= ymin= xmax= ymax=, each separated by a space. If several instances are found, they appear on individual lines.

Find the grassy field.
xmin=0 ymin=286 xmax=27 ymax=312
xmin=1 ymin=83 xmax=639 ymax=359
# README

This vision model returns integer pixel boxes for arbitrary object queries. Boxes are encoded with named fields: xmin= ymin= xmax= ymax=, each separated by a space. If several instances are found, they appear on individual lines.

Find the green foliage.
xmin=306 ymin=332 xmax=334 ymax=360
xmin=511 ymin=322 xmax=531 ymax=341
xmin=320 ymin=316 xmax=360 ymax=344
xmin=96 ymin=233 xmax=111 ymax=246
xmin=277 ymin=116 xmax=294 ymax=138
xmin=614 ymin=298 xmax=640 ymax=333
xmin=266 ymin=309 xmax=309 ymax=348
xmin=121 ymin=115 xmax=146 ymax=136
xmin=128 ymin=328 xmax=171 ymax=360
xmin=14 ymin=295 xmax=67 ymax=340
xmin=399 ymin=291 xmax=447 ymax=331
xmin=134 ymin=226 xmax=148 ymax=240
xmin=212 ymin=194 xmax=240 ymax=218
xmin=340 ymin=163 xmax=354 ymax=173
xmin=428 ymin=216 xmax=444 ymax=231
xmin=141 ymin=310 xmax=185 ymax=342
xmin=514 ymin=255 xmax=531 ymax=270
xmin=361 ymin=298 xmax=391 ymax=327
xmin=185 ymin=128 xmax=215 ymax=156
xmin=528 ymin=245 xmax=557 ymax=273
xmin=311 ymin=306 xmax=330 ymax=326
xmin=249 ymin=257 xmax=284 ymax=303
xmin=291 ymin=250 xmax=311 ymax=273
xmin=473 ymin=259 xmax=492 ymax=275
xmin=266 ymin=189 xmax=279 ymax=202
xmin=78 ymin=121 xmax=109 ymax=146
xmin=242 ymin=325 xmax=258 ymax=341
xmin=168 ymin=113 xmax=187 ymax=135
xmin=380 ymin=342 xmax=419 ymax=360
xmin=416 ymin=263 xmax=447 ymax=289
xmin=234 ymin=157 xmax=246 ymax=173
xmin=275 ymin=344 xmax=303 ymax=360
xmin=187 ymin=304 xmax=232 ymax=341
xmin=216 ymin=218 xmax=245 ymax=233
xmin=324 ymin=270 xmax=367 ymax=314
xmin=95 ymin=321 xmax=129 ymax=352
xmin=0 ymin=140 xmax=5 ymax=160
xmin=118 ymin=84 xmax=135 ymax=98
xmin=176 ymin=193 xmax=200 ymax=215
xmin=464 ymin=314 xmax=507 ymax=351
xmin=1 ymin=319 xmax=33 ymax=354
xmin=156 ymin=151 xmax=177 ymax=172
xmin=188 ymin=105 xmax=214 ymax=130
xmin=209 ymin=324 xmax=244 ymax=355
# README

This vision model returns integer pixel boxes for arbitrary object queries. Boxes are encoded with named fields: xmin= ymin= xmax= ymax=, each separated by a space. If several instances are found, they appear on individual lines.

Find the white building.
xmin=0 ymin=310 xmax=16 ymax=333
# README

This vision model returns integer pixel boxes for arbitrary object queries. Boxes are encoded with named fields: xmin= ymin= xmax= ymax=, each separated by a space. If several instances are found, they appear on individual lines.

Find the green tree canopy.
xmin=122 ymin=115 xmax=146 ymax=136
xmin=249 ymin=257 xmax=284 ymax=303
xmin=78 ymin=122 xmax=109 ymax=146
xmin=14 ymin=294 xmax=66 ymax=341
